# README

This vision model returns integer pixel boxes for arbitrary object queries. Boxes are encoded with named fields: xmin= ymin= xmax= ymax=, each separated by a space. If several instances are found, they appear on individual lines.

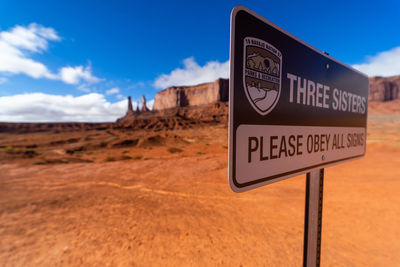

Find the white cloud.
xmin=153 ymin=57 xmax=229 ymax=89
xmin=106 ymin=87 xmax=120 ymax=95
xmin=352 ymin=46 xmax=400 ymax=77
xmin=60 ymin=64 xmax=102 ymax=84
xmin=0 ymin=93 xmax=127 ymax=122
xmin=0 ymin=23 xmax=102 ymax=84
xmin=116 ymin=94 xmax=125 ymax=100
xmin=0 ymin=23 xmax=59 ymax=52
xmin=0 ymin=77 xmax=7 ymax=84
xmin=147 ymin=99 xmax=154 ymax=110
xmin=131 ymin=81 xmax=145 ymax=88
xmin=77 ymin=83 xmax=92 ymax=93
xmin=105 ymin=87 xmax=125 ymax=100
xmin=0 ymin=23 xmax=59 ymax=79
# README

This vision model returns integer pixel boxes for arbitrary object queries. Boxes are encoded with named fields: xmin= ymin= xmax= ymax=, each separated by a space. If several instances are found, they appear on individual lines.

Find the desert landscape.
xmin=1 ymin=77 xmax=400 ymax=266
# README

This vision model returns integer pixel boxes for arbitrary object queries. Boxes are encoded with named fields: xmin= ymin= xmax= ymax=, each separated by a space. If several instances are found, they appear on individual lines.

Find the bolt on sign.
xmin=228 ymin=6 xmax=369 ymax=192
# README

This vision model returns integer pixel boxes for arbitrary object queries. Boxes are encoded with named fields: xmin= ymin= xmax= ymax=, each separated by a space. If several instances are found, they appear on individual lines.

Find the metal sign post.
xmin=303 ymin=169 xmax=324 ymax=267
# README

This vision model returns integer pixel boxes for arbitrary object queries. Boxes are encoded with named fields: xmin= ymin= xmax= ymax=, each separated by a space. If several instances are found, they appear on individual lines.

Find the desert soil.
xmin=1 ymin=103 xmax=400 ymax=266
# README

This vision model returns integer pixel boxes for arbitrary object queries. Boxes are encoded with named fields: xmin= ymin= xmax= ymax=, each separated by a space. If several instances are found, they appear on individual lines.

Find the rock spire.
xmin=141 ymin=95 xmax=149 ymax=112
xmin=126 ymin=96 xmax=134 ymax=115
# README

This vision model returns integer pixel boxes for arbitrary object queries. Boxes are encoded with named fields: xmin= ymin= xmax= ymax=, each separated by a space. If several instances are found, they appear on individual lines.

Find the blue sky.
xmin=0 ymin=0 xmax=399 ymax=122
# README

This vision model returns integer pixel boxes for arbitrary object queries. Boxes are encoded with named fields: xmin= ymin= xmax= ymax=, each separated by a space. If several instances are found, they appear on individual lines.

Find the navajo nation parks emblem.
xmin=229 ymin=6 xmax=369 ymax=192
xmin=243 ymin=37 xmax=282 ymax=115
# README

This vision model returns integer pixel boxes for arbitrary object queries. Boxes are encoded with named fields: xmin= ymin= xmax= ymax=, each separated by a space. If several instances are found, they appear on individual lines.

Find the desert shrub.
xmin=24 ymin=150 xmax=39 ymax=158
xmin=32 ymin=160 xmax=46 ymax=165
xmin=26 ymin=144 xmax=38 ymax=149
xmin=221 ymin=145 xmax=228 ymax=149
xmin=104 ymin=156 xmax=116 ymax=162
xmin=168 ymin=147 xmax=183 ymax=154
xmin=66 ymin=146 xmax=86 ymax=155
xmin=132 ymin=154 xmax=143 ymax=160
xmin=99 ymin=142 xmax=108 ymax=148
xmin=112 ymin=139 xmax=138 ymax=148
xmin=121 ymin=155 xmax=132 ymax=160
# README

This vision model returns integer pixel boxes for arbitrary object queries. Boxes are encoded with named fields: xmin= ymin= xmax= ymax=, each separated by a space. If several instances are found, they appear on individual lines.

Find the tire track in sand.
xmin=43 ymin=181 xmax=254 ymax=201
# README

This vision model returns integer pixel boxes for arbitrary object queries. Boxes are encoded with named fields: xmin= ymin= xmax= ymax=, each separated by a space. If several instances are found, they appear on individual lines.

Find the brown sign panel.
xmin=229 ymin=6 xmax=369 ymax=192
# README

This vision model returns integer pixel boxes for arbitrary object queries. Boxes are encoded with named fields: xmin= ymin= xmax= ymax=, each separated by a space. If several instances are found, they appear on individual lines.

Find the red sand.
xmin=0 ymin=107 xmax=399 ymax=266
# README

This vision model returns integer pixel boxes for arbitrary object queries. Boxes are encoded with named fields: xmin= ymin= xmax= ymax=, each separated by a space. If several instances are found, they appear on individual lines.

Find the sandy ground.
xmin=1 ymin=107 xmax=400 ymax=266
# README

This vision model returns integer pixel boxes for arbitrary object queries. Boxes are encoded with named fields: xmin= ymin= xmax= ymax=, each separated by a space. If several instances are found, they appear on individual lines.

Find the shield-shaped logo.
xmin=243 ymin=37 xmax=282 ymax=115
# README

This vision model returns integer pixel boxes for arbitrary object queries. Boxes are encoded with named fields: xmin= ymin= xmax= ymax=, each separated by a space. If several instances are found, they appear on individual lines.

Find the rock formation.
xmin=116 ymin=95 xmax=150 ymax=124
xmin=369 ymin=75 xmax=400 ymax=101
xmin=141 ymin=95 xmax=149 ymax=112
xmin=152 ymin=78 xmax=228 ymax=110
xmin=136 ymin=101 xmax=140 ymax=113
xmin=126 ymin=96 xmax=134 ymax=115
xmin=122 ymin=96 xmax=141 ymax=117
xmin=115 ymin=79 xmax=229 ymax=128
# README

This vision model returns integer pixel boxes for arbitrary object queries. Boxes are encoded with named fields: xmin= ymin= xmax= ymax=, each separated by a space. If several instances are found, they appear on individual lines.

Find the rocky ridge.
xmin=369 ymin=75 xmax=400 ymax=101
xmin=152 ymin=78 xmax=228 ymax=110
